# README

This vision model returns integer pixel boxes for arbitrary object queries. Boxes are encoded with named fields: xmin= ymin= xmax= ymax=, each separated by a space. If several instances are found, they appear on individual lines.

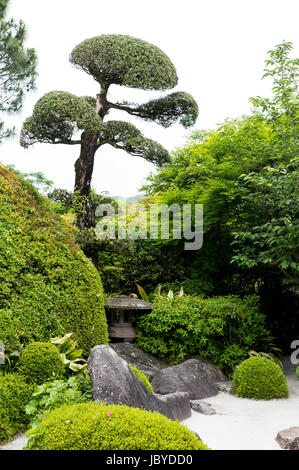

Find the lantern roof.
xmin=105 ymin=295 xmax=152 ymax=311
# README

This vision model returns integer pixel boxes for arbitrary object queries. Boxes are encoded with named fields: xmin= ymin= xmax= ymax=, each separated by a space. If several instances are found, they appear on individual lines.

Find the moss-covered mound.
xmin=26 ymin=402 xmax=209 ymax=450
xmin=232 ymin=356 xmax=289 ymax=399
xmin=0 ymin=165 xmax=108 ymax=353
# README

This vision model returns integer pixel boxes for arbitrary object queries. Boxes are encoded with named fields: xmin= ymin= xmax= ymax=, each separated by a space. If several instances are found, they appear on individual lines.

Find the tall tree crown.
xmin=20 ymin=34 xmax=198 ymax=229
xmin=70 ymin=34 xmax=178 ymax=90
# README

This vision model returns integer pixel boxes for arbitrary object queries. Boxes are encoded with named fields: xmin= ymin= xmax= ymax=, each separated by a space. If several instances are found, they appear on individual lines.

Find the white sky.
xmin=1 ymin=0 xmax=298 ymax=197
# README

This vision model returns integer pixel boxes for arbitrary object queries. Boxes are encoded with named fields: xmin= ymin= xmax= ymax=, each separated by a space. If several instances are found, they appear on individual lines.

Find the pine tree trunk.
xmin=74 ymin=133 xmax=98 ymax=230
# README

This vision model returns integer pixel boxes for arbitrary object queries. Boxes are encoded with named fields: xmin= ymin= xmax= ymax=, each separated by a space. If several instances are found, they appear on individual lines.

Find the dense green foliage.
xmin=112 ymin=92 xmax=199 ymax=128
xmin=20 ymin=91 xmax=104 ymax=148
xmin=0 ymin=165 xmax=108 ymax=353
xmin=50 ymin=332 xmax=87 ymax=375
xmin=17 ymin=342 xmax=65 ymax=384
xmin=99 ymin=120 xmax=170 ymax=167
xmin=136 ymin=295 xmax=267 ymax=375
xmin=231 ymin=160 xmax=298 ymax=288
xmin=0 ymin=311 xmax=22 ymax=354
xmin=26 ymin=402 xmax=209 ymax=450
xmin=232 ymin=356 xmax=289 ymax=399
xmin=129 ymin=364 xmax=153 ymax=394
xmin=0 ymin=373 xmax=33 ymax=442
xmin=137 ymin=42 xmax=299 ymax=350
xmin=70 ymin=35 xmax=178 ymax=90
xmin=0 ymin=0 xmax=36 ymax=142
xmin=25 ymin=376 xmax=92 ymax=424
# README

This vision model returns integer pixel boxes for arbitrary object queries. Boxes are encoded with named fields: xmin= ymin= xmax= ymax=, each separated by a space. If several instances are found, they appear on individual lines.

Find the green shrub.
xmin=136 ymin=294 xmax=267 ymax=375
xmin=129 ymin=364 xmax=153 ymax=394
xmin=232 ymin=356 xmax=289 ymax=399
xmin=26 ymin=402 xmax=209 ymax=450
xmin=0 ymin=374 xmax=33 ymax=442
xmin=0 ymin=165 xmax=108 ymax=354
xmin=18 ymin=342 xmax=65 ymax=384
xmin=0 ymin=311 xmax=22 ymax=354
xmin=25 ymin=376 xmax=92 ymax=426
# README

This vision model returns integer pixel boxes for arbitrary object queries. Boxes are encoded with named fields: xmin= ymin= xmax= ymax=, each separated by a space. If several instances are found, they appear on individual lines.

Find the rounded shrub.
xmin=0 ymin=166 xmax=108 ymax=354
xmin=232 ymin=356 xmax=289 ymax=399
xmin=0 ymin=373 xmax=33 ymax=442
xmin=129 ymin=364 xmax=153 ymax=394
xmin=18 ymin=342 xmax=65 ymax=384
xmin=26 ymin=402 xmax=209 ymax=450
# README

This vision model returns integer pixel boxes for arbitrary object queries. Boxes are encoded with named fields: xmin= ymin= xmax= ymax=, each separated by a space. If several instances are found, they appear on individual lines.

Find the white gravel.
xmin=0 ymin=433 xmax=28 ymax=450
xmin=183 ymin=357 xmax=299 ymax=450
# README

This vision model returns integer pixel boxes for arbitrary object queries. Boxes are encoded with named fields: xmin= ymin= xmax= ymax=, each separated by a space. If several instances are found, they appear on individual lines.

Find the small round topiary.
xmin=129 ymin=364 xmax=153 ymax=394
xmin=18 ymin=342 xmax=65 ymax=384
xmin=232 ymin=356 xmax=289 ymax=400
xmin=26 ymin=402 xmax=209 ymax=450
xmin=0 ymin=373 xmax=33 ymax=442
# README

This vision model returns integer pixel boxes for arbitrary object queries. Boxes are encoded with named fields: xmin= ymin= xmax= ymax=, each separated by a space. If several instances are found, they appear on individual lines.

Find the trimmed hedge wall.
xmin=0 ymin=165 xmax=108 ymax=353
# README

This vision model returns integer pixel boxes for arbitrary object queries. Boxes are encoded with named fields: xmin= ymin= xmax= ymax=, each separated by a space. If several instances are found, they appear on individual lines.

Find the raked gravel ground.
xmin=183 ymin=357 xmax=299 ymax=450
xmin=1 ymin=357 xmax=298 ymax=451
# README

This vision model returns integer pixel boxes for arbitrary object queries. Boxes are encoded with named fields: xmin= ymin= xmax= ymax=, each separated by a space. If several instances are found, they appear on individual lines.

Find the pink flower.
xmin=107 ymin=412 xmax=112 ymax=417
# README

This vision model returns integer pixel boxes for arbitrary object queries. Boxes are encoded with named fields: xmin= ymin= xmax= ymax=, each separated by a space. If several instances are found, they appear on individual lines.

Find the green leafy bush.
xmin=50 ymin=333 xmax=87 ymax=375
xmin=25 ymin=376 xmax=92 ymax=426
xmin=136 ymin=294 xmax=267 ymax=375
xmin=18 ymin=342 xmax=65 ymax=384
xmin=129 ymin=364 xmax=153 ymax=394
xmin=26 ymin=402 xmax=209 ymax=450
xmin=0 ymin=311 xmax=22 ymax=354
xmin=0 ymin=374 xmax=33 ymax=442
xmin=232 ymin=356 xmax=289 ymax=399
xmin=0 ymin=165 xmax=108 ymax=353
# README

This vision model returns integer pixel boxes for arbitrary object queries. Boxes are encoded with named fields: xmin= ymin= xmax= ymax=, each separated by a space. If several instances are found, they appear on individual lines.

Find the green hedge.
xmin=136 ymin=294 xmax=267 ymax=375
xmin=0 ymin=165 xmax=108 ymax=353
xmin=17 ymin=342 xmax=65 ymax=384
xmin=26 ymin=402 xmax=209 ymax=450
xmin=0 ymin=311 xmax=22 ymax=354
xmin=0 ymin=374 xmax=33 ymax=442
xmin=232 ymin=356 xmax=289 ymax=399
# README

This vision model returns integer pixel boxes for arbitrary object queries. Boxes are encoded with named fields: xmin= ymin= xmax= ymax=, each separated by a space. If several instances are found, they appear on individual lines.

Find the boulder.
xmin=110 ymin=342 xmax=166 ymax=378
xmin=88 ymin=345 xmax=191 ymax=421
xmin=276 ymin=427 xmax=299 ymax=450
xmin=190 ymin=400 xmax=216 ymax=415
xmin=151 ymin=358 xmax=226 ymax=399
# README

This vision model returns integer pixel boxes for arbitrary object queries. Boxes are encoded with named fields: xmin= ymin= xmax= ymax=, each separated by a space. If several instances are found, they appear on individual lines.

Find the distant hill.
xmin=112 ymin=194 xmax=145 ymax=203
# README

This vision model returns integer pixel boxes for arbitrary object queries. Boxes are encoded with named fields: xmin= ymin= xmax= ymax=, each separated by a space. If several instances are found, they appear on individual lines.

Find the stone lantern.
xmin=105 ymin=295 xmax=152 ymax=342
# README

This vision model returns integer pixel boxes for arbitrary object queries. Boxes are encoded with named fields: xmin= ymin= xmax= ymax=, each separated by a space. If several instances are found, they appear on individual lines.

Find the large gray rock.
xmin=110 ymin=342 xmax=166 ymax=378
xmin=151 ymin=358 xmax=226 ymax=400
xmin=276 ymin=427 xmax=299 ymax=450
xmin=88 ymin=345 xmax=191 ymax=421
